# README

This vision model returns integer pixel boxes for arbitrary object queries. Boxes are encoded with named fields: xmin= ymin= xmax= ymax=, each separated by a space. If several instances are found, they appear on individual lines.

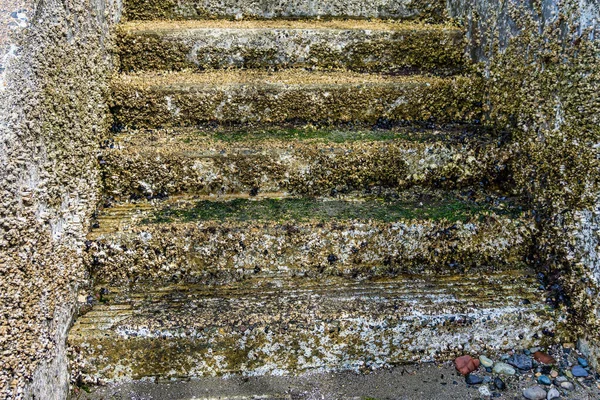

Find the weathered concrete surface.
xmin=69 ymin=273 xmax=554 ymax=383
xmin=0 ymin=0 xmax=120 ymax=398
xmin=74 ymin=362 xmax=600 ymax=400
xmin=111 ymin=71 xmax=482 ymax=128
xmin=122 ymin=0 xmax=447 ymax=21
xmin=117 ymin=20 xmax=465 ymax=74
xmin=100 ymin=127 xmax=508 ymax=199
xmin=87 ymin=195 xmax=534 ymax=286
xmin=447 ymin=0 xmax=600 ymax=370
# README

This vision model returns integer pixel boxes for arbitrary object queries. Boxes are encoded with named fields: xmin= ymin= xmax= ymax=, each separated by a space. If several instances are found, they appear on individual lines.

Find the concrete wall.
xmin=0 ymin=0 xmax=120 ymax=398
xmin=451 ymin=0 xmax=600 ymax=367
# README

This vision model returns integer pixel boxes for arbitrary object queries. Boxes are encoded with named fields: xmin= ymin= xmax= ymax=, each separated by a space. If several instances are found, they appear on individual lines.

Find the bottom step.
xmin=69 ymin=272 xmax=554 ymax=383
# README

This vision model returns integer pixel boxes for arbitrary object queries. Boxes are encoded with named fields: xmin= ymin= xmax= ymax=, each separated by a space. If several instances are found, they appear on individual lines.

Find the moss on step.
xmin=101 ymin=126 xmax=506 ymax=200
xmin=111 ymin=70 xmax=483 ymax=128
xmin=86 ymin=191 xmax=533 ymax=286
xmin=141 ymin=197 xmax=489 ymax=224
xmin=116 ymin=20 xmax=466 ymax=74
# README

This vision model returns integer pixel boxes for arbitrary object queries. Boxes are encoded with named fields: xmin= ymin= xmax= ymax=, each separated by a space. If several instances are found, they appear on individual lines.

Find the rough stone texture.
xmin=448 ymin=0 xmax=600 ymax=370
xmin=116 ymin=20 xmax=466 ymax=74
xmin=100 ymin=127 xmax=509 ymax=199
xmin=0 ymin=0 xmax=120 ymax=398
xmin=121 ymin=0 xmax=448 ymax=21
xmin=111 ymin=70 xmax=483 ymax=128
xmin=86 ymin=195 xmax=535 ymax=286
xmin=68 ymin=273 xmax=554 ymax=383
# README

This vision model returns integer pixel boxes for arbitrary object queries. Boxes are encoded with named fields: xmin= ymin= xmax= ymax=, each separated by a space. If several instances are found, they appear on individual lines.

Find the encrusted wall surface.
xmin=451 ymin=0 xmax=600 ymax=368
xmin=0 ymin=0 xmax=120 ymax=398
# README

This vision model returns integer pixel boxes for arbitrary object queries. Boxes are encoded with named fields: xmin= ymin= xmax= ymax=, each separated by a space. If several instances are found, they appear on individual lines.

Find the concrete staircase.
xmin=68 ymin=0 xmax=556 ymax=387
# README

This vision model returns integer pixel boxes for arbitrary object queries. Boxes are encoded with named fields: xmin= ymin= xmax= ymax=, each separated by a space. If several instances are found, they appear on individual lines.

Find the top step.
xmin=123 ymin=0 xmax=448 ymax=22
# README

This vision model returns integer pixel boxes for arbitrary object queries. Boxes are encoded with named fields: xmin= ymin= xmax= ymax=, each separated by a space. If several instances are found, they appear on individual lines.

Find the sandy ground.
xmin=74 ymin=362 xmax=600 ymax=400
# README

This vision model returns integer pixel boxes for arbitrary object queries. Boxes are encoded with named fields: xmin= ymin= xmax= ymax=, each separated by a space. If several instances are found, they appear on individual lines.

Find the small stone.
xmin=550 ymin=370 xmax=558 ymax=378
xmin=479 ymin=355 xmax=494 ymax=368
xmin=493 ymin=362 xmax=516 ymax=375
xmin=523 ymin=386 xmax=547 ymax=400
xmin=483 ymin=376 xmax=492 ymax=383
xmin=533 ymin=351 xmax=556 ymax=365
xmin=571 ymin=365 xmax=588 ymax=377
xmin=508 ymin=353 xmax=533 ymax=370
xmin=537 ymin=375 xmax=551 ymax=385
xmin=577 ymin=357 xmax=588 ymax=368
xmin=563 ymin=343 xmax=575 ymax=349
xmin=494 ymin=377 xmax=506 ymax=390
xmin=485 ymin=367 xmax=492 ymax=373
xmin=565 ymin=370 xmax=573 ymax=379
xmin=479 ymin=385 xmax=492 ymax=397
xmin=560 ymin=381 xmax=575 ymax=391
xmin=555 ymin=376 xmax=567 ymax=383
xmin=455 ymin=355 xmax=480 ymax=375
xmin=465 ymin=374 xmax=483 ymax=385
xmin=546 ymin=387 xmax=560 ymax=400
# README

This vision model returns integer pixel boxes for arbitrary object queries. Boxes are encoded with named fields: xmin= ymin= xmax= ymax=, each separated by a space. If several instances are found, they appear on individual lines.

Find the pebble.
xmin=560 ymin=381 xmax=575 ymax=391
xmin=455 ymin=355 xmax=480 ymax=375
xmin=577 ymin=357 xmax=588 ymax=368
xmin=478 ymin=385 xmax=492 ymax=397
xmin=565 ymin=370 xmax=573 ymax=379
xmin=533 ymin=351 xmax=556 ymax=365
xmin=555 ymin=376 xmax=567 ymax=383
xmin=494 ymin=377 xmax=506 ymax=390
xmin=523 ymin=386 xmax=547 ymax=400
xmin=546 ymin=387 xmax=560 ymax=400
xmin=465 ymin=374 xmax=483 ymax=385
xmin=537 ymin=375 xmax=551 ymax=385
xmin=550 ymin=370 xmax=558 ymax=378
xmin=572 ymin=365 xmax=588 ymax=377
xmin=493 ymin=362 xmax=516 ymax=375
xmin=479 ymin=355 xmax=494 ymax=368
xmin=508 ymin=353 xmax=533 ymax=370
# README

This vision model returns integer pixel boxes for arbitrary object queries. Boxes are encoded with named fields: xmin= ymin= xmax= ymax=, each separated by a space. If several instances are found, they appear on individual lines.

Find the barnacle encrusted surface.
xmin=69 ymin=272 xmax=554 ymax=383
xmin=100 ymin=126 xmax=508 ymax=199
xmin=116 ymin=20 xmax=466 ymax=74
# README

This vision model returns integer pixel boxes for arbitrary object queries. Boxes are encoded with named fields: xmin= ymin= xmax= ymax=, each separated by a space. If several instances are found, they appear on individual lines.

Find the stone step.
xmin=87 ymin=193 xmax=534 ymax=287
xmin=69 ymin=272 xmax=554 ymax=383
xmin=111 ymin=70 xmax=482 ymax=128
xmin=117 ymin=20 xmax=465 ymax=74
xmin=122 ymin=0 xmax=447 ymax=22
xmin=101 ymin=126 xmax=508 ymax=200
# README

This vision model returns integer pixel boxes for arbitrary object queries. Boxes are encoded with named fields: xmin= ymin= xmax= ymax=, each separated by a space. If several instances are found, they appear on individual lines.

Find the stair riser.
xmin=70 ymin=281 xmax=553 ymax=383
xmin=117 ymin=27 xmax=465 ymax=73
xmin=123 ymin=0 xmax=447 ymax=21
xmin=89 ymin=217 xmax=534 ymax=286
xmin=111 ymin=77 xmax=482 ymax=128
xmin=101 ymin=138 xmax=507 ymax=200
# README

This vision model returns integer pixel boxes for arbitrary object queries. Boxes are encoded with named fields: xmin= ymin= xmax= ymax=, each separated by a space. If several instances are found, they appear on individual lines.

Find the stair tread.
xmin=120 ymin=19 xmax=462 ymax=33
xmin=69 ymin=271 xmax=553 ymax=381
xmin=115 ymin=69 xmax=451 ymax=88
xmin=90 ymin=192 xmax=521 ymax=236
xmin=72 ymin=272 xmax=548 ymax=338
xmin=123 ymin=0 xmax=447 ymax=21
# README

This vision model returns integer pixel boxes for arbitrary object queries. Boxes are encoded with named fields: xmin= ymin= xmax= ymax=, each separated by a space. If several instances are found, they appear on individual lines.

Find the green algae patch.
xmin=141 ymin=197 xmax=491 ymax=225
xmin=116 ymin=20 xmax=466 ymax=74
xmin=101 ymin=125 xmax=506 ymax=200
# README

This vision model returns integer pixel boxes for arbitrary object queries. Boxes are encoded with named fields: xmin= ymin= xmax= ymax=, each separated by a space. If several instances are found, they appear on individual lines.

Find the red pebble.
xmin=533 ymin=351 xmax=556 ymax=364
xmin=455 ymin=355 xmax=480 ymax=375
